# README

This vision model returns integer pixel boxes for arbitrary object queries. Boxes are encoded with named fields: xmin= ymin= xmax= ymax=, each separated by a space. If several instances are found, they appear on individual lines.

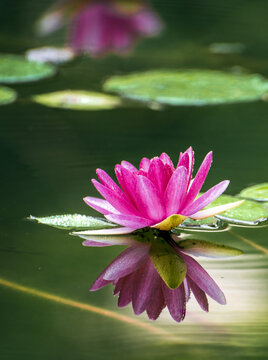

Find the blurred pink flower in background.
xmin=38 ymin=0 xmax=163 ymax=57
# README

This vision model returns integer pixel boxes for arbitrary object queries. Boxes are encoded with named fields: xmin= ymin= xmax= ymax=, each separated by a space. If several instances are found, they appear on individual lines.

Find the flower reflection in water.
xmin=78 ymin=230 xmax=239 ymax=323
xmin=38 ymin=0 xmax=163 ymax=57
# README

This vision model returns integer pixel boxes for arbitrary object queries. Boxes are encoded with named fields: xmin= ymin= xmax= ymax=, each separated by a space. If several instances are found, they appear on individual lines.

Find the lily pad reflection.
xmin=103 ymin=69 xmax=268 ymax=106
xmin=32 ymin=90 xmax=121 ymax=110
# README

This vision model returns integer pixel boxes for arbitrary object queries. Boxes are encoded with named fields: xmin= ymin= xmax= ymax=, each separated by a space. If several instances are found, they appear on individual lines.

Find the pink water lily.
xmin=84 ymin=147 xmax=243 ymax=233
xmin=70 ymin=1 xmax=162 ymax=56
xmin=74 ymin=231 xmax=239 ymax=322
xmin=38 ymin=0 xmax=162 ymax=57
xmin=74 ymin=148 xmax=244 ymax=322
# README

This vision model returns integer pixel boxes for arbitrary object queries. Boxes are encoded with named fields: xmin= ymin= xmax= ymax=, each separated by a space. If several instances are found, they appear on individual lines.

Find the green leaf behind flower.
xmin=103 ymin=69 xmax=268 ymax=106
xmin=0 ymin=54 xmax=56 ymax=83
xmin=149 ymin=237 xmax=186 ymax=289
xmin=177 ymin=239 xmax=243 ymax=257
xmin=28 ymin=214 xmax=117 ymax=230
xmin=238 ymin=183 xmax=268 ymax=202
xmin=206 ymin=195 xmax=268 ymax=225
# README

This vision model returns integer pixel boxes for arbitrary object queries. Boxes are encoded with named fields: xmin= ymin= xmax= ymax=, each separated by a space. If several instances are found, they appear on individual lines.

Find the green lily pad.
xmin=28 ymin=214 xmax=117 ymax=230
xmin=0 ymin=54 xmax=56 ymax=83
xmin=208 ymin=42 xmax=246 ymax=54
xmin=238 ymin=183 xmax=268 ymax=202
xmin=149 ymin=237 xmax=186 ymax=289
xmin=0 ymin=86 xmax=17 ymax=105
xmin=32 ymin=90 xmax=121 ymax=110
xmin=206 ymin=195 xmax=268 ymax=225
xmin=177 ymin=239 xmax=243 ymax=258
xmin=263 ymin=202 xmax=268 ymax=210
xmin=103 ymin=69 xmax=268 ymax=106
xmin=177 ymin=216 xmax=228 ymax=231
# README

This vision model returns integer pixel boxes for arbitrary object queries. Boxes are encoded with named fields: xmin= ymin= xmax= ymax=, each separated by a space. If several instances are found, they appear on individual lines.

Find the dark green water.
xmin=0 ymin=1 xmax=268 ymax=359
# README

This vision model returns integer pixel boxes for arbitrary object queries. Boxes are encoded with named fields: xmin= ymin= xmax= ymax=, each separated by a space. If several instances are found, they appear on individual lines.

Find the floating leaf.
xmin=32 ymin=90 xmax=121 ymax=110
xmin=0 ymin=86 xmax=17 ymax=106
xmin=25 ymin=47 xmax=75 ymax=64
xmin=238 ymin=183 xmax=268 ymax=202
xmin=206 ymin=195 xmax=268 ymax=225
xmin=103 ymin=69 xmax=268 ymax=106
xmin=177 ymin=216 xmax=228 ymax=231
xmin=263 ymin=202 xmax=268 ymax=210
xmin=177 ymin=239 xmax=243 ymax=258
xmin=208 ymin=42 xmax=246 ymax=54
xmin=28 ymin=214 xmax=117 ymax=230
xmin=149 ymin=237 xmax=186 ymax=289
xmin=0 ymin=54 xmax=56 ymax=83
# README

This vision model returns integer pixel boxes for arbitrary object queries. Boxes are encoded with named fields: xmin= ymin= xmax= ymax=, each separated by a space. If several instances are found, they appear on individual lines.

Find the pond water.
xmin=0 ymin=1 xmax=268 ymax=359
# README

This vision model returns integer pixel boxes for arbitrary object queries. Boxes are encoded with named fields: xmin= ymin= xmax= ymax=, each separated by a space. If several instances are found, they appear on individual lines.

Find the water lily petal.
xmin=82 ymin=240 xmax=114 ymax=247
xmin=162 ymin=282 xmax=186 ymax=322
xmin=81 ymin=235 xmax=139 ymax=246
xmin=105 ymin=213 xmax=152 ymax=229
xmin=182 ymin=180 xmax=230 ymax=216
xmin=119 ymin=165 xmax=139 ymax=206
xmin=90 ymin=269 xmax=113 ymax=291
xmin=132 ymin=259 xmax=160 ymax=315
xmin=118 ymin=272 xmax=136 ymax=307
xmin=148 ymin=157 xmax=168 ymax=196
xmin=184 ymin=151 xmax=213 ymax=208
xmin=190 ymin=200 xmax=244 ymax=220
xmin=159 ymin=152 xmax=175 ymax=171
xmin=83 ymin=196 xmax=120 ymax=215
xmin=135 ymin=175 xmax=166 ymax=221
xmin=139 ymin=157 xmax=150 ymax=172
xmin=103 ymin=245 xmax=149 ymax=281
xmin=146 ymin=278 xmax=166 ymax=320
xmin=121 ymin=160 xmax=138 ymax=174
xmin=178 ymin=152 xmax=189 ymax=172
xmin=187 ymin=276 xmax=209 ymax=312
xmin=178 ymin=147 xmax=194 ymax=187
xmin=92 ymin=179 xmax=140 ymax=216
xmin=73 ymin=227 xmax=136 ymax=236
xmin=180 ymin=252 xmax=226 ymax=305
xmin=184 ymin=278 xmax=191 ymax=302
xmin=164 ymin=166 xmax=188 ymax=216
xmin=113 ymin=277 xmax=124 ymax=295
xmin=96 ymin=168 xmax=123 ymax=194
